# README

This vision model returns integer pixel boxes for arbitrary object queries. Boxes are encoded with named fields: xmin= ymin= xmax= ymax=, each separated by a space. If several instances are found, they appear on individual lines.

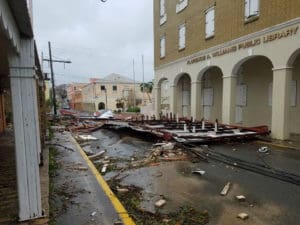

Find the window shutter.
xmin=205 ymin=8 xmax=215 ymax=37
xmin=160 ymin=36 xmax=165 ymax=58
xmin=179 ymin=24 xmax=186 ymax=49
xmin=245 ymin=0 xmax=250 ymax=18
xmin=250 ymin=0 xmax=259 ymax=16
xmin=160 ymin=0 xmax=165 ymax=16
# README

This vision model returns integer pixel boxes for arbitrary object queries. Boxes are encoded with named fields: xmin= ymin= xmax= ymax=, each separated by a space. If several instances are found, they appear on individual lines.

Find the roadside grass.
xmin=49 ymin=146 xmax=60 ymax=225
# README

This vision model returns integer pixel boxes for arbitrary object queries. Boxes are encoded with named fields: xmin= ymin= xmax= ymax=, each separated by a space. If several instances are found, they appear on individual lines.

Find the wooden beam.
xmin=9 ymin=38 xmax=42 ymax=221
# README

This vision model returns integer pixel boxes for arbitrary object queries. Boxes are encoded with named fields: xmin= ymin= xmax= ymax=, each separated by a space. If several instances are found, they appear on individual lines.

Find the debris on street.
xmin=235 ymin=195 xmax=246 ymax=202
xmin=192 ymin=170 xmax=206 ymax=176
xmin=220 ymin=182 xmax=231 ymax=196
xmin=237 ymin=212 xmax=249 ymax=220
xmin=155 ymin=199 xmax=166 ymax=208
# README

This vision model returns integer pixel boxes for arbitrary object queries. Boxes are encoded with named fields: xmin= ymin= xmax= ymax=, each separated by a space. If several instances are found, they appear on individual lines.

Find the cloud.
xmin=33 ymin=0 xmax=154 ymax=84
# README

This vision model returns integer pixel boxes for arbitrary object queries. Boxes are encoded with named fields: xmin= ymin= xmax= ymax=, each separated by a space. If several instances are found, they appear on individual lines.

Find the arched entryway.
xmin=287 ymin=49 xmax=300 ymax=138
xmin=199 ymin=66 xmax=223 ymax=121
xmin=174 ymin=73 xmax=191 ymax=118
xmin=98 ymin=102 xmax=105 ymax=110
xmin=232 ymin=56 xmax=273 ymax=127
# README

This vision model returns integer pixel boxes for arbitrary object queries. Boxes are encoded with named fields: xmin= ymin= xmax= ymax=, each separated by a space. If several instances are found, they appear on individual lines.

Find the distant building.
xmin=81 ymin=73 xmax=148 ymax=112
xmin=154 ymin=0 xmax=300 ymax=140
xmin=67 ymin=83 xmax=87 ymax=110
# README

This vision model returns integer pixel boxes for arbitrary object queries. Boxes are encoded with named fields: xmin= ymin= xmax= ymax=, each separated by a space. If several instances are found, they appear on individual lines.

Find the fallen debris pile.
xmin=132 ymin=142 xmax=189 ymax=168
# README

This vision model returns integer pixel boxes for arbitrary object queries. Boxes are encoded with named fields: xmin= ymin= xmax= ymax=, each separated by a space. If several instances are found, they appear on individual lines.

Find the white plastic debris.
xmin=192 ymin=170 xmax=206 ymax=176
xmin=237 ymin=212 xmax=249 ymax=220
xmin=91 ymin=211 xmax=97 ymax=217
xmin=258 ymin=146 xmax=269 ymax=153
xmin=236 ymin=195 xmax=246 ymax=202
xmin=99 ymin=110 xmax=114 ymax=119
xmin=78 ymin=135 xmax=98 ymax=141
xmin=101 ymin=164 xmax=108 ymax=173
xmin=155 ymin=199 xmax=166 ymax=207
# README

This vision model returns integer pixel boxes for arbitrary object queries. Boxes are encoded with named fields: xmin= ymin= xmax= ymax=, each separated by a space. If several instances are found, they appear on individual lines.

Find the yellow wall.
xmin=154 ymin=0 xmax=300 ymax=68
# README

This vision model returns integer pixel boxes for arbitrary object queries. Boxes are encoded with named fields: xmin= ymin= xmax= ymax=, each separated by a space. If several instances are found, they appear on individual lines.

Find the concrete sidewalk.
xmin=49 ymin=131 xmax=125 ymax=225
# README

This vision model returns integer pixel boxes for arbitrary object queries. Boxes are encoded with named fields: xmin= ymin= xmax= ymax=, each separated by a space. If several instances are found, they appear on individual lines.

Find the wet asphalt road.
xmin=51 ymin=128 xmax=300 ymax=225
xmin=92 ymin=129 xmax=300 ymax=225
xmin=51 ymin=131 xmax=122 ymax=225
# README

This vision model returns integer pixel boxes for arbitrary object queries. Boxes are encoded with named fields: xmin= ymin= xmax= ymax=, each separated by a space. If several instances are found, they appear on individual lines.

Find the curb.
xmin=70 ymin=136 xmax=136 ymax=225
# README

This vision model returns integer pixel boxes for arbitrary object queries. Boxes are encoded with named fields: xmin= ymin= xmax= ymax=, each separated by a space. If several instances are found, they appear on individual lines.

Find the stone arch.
xmin=173 ymin=73 xmax=191 ymax=118
xmin=287 ymin=48 xmax=300 ymax=137
xmin=197 ymin=65 xmax=223 ymax=81
xmin=231 ymin=55 xmax=274 ymax=127
xmin=232 ymin=55 xmax=274 ymax=76
xmin=199 ymin=66 xmax=223 ymax=121
xmin=287 ymin=48 xmax=300 ymax=67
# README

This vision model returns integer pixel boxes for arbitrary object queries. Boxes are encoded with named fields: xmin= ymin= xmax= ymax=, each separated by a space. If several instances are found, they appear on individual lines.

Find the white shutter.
xmin=160 ymin=36 xmax=166 ymax=58
xmin=179 ymin=24 xmax=186 ymax=49
xmin=235 ymin=106 xmax=243 ymax=123
xmin=203 ymin=106 xmax=211 ymax=120
xmin=182 ymin=91 xmax=190 ymax=106
xmin=250 ymin=0 xmax=259 ymax=16
xmin=205 ymin=8 xmax=215 ymax=37
xmin=245 ymin=0 xmax=250 ymax=18
xmin=203 ymin=88 xmax=213 ymax=106
xmin=291 ymin=80 xmax=297 ymax=107
xmin=160 ymin=0 xmax=165 ymax=16
xmin=236 ymin=84 xmax=247 ymax=106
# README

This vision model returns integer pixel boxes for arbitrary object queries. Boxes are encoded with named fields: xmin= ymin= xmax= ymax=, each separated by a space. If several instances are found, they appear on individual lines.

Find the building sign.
xmin=187 ymin=26 xmax=299 ymax=65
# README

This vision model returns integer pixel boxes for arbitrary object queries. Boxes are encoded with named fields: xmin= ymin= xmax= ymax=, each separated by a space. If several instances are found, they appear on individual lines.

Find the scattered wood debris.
xmin=236 ymin=195 xmax=246 ymax=202
xmin=220 ymin=182 xmax=231 ymax=196
xmin=155 ymin=199 xmax=166 ymax=208
xmin=237 ymin=212 xmax=249 ymax=220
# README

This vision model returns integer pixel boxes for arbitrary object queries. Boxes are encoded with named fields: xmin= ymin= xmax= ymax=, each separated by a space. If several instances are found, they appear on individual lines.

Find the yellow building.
xmin=154 ymin=0 xmax=300 ymax=140
xmin=82 ymin=73 xmax=147 ymax=112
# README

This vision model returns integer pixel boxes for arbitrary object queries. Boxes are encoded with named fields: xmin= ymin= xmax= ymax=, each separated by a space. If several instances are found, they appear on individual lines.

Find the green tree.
xmin=140 ymin=81 xmax=153 ymax=103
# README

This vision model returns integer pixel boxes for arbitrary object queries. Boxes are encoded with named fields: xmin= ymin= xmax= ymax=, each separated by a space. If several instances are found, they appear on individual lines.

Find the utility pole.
xmin=141 ymin=54 xmax=145 ymax=105
xmin=43 ymin=41 xmax=71 ymax=117
xmin=133 ymin=59 xmax=136 ymax=108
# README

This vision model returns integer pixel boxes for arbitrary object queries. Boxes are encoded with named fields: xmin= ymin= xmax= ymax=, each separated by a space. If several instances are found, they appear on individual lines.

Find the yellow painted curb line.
xmin=70 ymin=136 xmax=136 ymax=225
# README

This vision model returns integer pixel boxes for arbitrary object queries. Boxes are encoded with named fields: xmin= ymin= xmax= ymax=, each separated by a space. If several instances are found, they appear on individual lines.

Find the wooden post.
xmin=9 ymin=39 xmax=42 ymax=221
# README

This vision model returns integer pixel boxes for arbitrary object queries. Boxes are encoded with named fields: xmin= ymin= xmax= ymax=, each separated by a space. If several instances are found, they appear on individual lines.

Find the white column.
xmin=191 ymin=81 xmax=202 ymax=120
xmin=9 ymin=39 xmax=42 ymax=221
xmin=222 ymin=75 xmax=237 ymax=124
xmin=271 ymin=67 xmax=292 ymax=140
xmin=169 ymin=85 xmax=177 ymax=116
xmin=154 ymin=86 xmax=160 ymax=118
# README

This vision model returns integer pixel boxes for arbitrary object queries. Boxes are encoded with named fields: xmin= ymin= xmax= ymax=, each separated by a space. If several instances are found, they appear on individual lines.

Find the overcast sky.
xmin=33 ymin=0 xmax=154 ymax=85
